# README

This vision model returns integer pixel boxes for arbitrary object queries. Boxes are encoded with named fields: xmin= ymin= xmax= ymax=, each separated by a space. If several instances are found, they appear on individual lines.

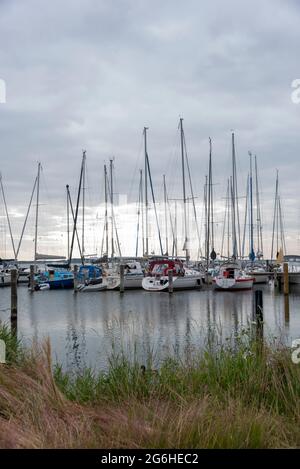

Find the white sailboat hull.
xmin=142 ymin=275 xmax=202 ymax=292
xmin=77 ymin=274 xmax=144 ymax=291
xmin=76 ymin=278 xmax=107 ymax=292
xmin=0 ymin=273 xmax=11 ymax=287
xmin=245 ymin=270 xmax=269 ymax=284
xmin=251 ymin=274 xmax=269 ymax=284
xmin=124 ymin=275 xmax=144 ymax=289
xmin=213 ymin=277 xmax=254 ymax=290
xmin=105 ymin=274 xmax=144 ymax=290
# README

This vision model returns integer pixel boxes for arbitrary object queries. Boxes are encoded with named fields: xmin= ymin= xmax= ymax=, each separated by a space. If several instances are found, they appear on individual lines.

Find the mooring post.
xmin=168 ymin=269 xmax=173 ymax=294
xmin=284 ymin=294 xmax=290 ymax=324
xmin=283 ymin=262 xmax=289 ymax=295
xmin=73 ymin=265 xmax=78 ymax=292
xmin=254 ymin=289 xmax=263 ymax=341
xmin=120 ymin=264 xmax=125 ymax=293
xmin=29 ymin=264 xmax=35 ymax=292
xmin=275 ymin=270 xmax=281 ymax=290
xmin=255 ymin=289 xmax=263 ymax=320
xmin=10 ymin=268 xmax=18 ymax=335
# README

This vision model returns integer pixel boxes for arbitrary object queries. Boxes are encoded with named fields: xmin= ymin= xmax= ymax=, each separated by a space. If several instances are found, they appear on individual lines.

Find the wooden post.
xmin=73 ymin=265 xmax=78 ymax=292
xmin=168 ymin=269 xmax=173 ymax=294
xmin=10 ymin=269 xmax=18 ymax=335
xmin=120 ymin=264 xmax=125 ymax=293
xmin=284 ymin=294 xmax=290 ymax=324
xmin=29 ymin=264 xmax=35 ymax=292
xmin=283 ymin=262 xmax=289 ymax=295
xmin=255 ymin=289 xmax=263 ymax=320
xmin=254 ymin=289 xmax=263 ymax=342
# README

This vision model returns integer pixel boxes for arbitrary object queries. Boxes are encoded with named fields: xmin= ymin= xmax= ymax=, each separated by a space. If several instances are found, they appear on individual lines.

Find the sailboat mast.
xmin=279 ymin=196 xmax=286 ymax=254
xmin=227 ymin=179 xmax=230 ymax=259
xmin=135 ymin=170 xmax=143 ymax=257
xmin=276 ymin=193 xmax=279 ymax=256
xmin=220 ymin=179 xmax=229 ymax=259
xmin=144 ymin=127 xmax=149 ymax=256
xmin=140 ymin=169 xmax=144 ymax=257
xmin=249 ymin=152 xmax=254 ymax=261
xmin=34 ymin=162 xmax=41 ymax=271
xmin=67 ymin=185 xmax=84 ymax=262
xmin=209 ymin=138 xmax=214 ymax=253
xmin=66 ymin=184 xmax=70 ymax=260
xmin=180 ymin=118 xmax=189 ymax=261
xmin=182 ymin=130 xmax=202 ymax=258
xmin=271 ymin=170 xmax=279 ymax=260
xmin=255 ymin=155 xmax=263 ymax=258
xmin=145 ymin=151 xmax=163 ymax=255
xmin=230 ymin=176 xmax=237 ymax=258
xmin=110 ymin=158 xmax=114 ymax=258
xmin=163 ymin=174 xmax=168 ymax=255
xmin=231 ymin=132 xmax=241 ymax=258
xmin=0 ymin=173 xmax=16 ymax=259
xmin=82 ymin=150 xmax=86 ymax=259
xmin=104 ymin=164 xmax=109 ymax=256
xmin=174 ymin=201 xmax=178 ymax=257
xmin=69 ymin=156 xmax=84 ymax=265
xmin=206 ymin=138 xmax=213 ymax=270
xmin=206 ymin=150 xmax=211 ymax=270
xmin=242 ymin=174 xmax=249 ymax=259
xmin=204 ymin=175 xmax=208 ymax=260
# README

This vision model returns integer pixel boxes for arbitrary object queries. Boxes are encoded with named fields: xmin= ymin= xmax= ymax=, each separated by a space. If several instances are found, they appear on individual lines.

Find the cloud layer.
xmin=0 ymin=0 xmax=300 ymax=259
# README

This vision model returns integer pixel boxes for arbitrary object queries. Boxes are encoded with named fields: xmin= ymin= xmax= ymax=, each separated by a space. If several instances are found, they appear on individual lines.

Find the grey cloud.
xmin=0 ymin=0 xmax=300 ymax=258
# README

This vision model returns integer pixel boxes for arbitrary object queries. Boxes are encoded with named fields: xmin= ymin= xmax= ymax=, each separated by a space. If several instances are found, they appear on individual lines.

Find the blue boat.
xmin=34 ymin=268 xmax=74 ymax=290
xmin=78 ymin=265 xmax=102 ymax=282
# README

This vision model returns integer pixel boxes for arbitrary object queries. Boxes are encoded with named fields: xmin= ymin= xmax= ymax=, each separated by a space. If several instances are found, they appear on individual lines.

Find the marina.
xmin=0 ymin=280 xmax=298 ymax=372
xmin=0 ymin=116 xmax=297 ymax=375
xmin=1 ymin=0 xmax=300 ymax=452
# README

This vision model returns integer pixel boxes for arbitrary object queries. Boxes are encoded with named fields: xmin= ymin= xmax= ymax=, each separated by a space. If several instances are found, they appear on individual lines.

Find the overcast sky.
xmin=0 ymin=0 xmax=300 ymax=260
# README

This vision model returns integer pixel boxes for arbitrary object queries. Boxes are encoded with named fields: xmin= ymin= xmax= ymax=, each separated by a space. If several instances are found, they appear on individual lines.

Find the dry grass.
xmin=0 ymin=331 xmax=300 ymax=448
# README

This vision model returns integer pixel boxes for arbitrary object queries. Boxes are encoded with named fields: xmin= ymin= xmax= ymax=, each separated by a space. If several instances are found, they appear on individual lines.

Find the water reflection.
xmin=0 ymin=284 xmax=300 ymax=370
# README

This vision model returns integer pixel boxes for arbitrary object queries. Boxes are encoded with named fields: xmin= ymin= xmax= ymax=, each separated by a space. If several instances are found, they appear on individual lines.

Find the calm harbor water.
xmin=0 ymin=283 xmax=299 ymax=371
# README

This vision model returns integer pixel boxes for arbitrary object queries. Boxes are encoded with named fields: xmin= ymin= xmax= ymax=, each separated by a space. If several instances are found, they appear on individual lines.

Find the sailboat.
xmin=213 ymin=141 xmax=254 ymax=291
xmin=243 ymin=153 xmax=268 ymax=284
xmin=76 ymin=158 xmax=125 ymax=292
xmin=75 ymin=264 xmax=106 ymax=292
xmin=142 ymin=127 xmax=163 ymax=257
xmin=103 ymin=261 xmax=145 ymax=290
xmin=0 ymin=264 xmax=13 ymax=286
xmin=203 ymin=138 xmax=218 ymax=283
xmin=142 ymin=118 xmax=202 ymax=292
xmin=31 ymin=162 xmax=74 ymax=290
xmin=270 ymin=170 xmax=286 ymax=263
xmin=212 ymin=262 xmax=254 ymax=290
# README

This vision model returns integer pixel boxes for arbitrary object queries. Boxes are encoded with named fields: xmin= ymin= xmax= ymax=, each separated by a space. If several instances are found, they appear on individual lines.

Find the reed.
xmin=0 ymin=323 xmax=300 ymax=448
xmin=0 ymin=323 xmax=22 ymax=364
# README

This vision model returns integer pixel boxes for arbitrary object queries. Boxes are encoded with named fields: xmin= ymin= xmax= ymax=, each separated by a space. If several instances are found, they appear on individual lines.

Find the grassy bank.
xmin=0 ymin=324 xmax=300 ymax=448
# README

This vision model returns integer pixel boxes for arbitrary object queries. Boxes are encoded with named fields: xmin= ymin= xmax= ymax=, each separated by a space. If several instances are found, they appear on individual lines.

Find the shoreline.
xmin=0 ymin=324 xmax=299 ymax=448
